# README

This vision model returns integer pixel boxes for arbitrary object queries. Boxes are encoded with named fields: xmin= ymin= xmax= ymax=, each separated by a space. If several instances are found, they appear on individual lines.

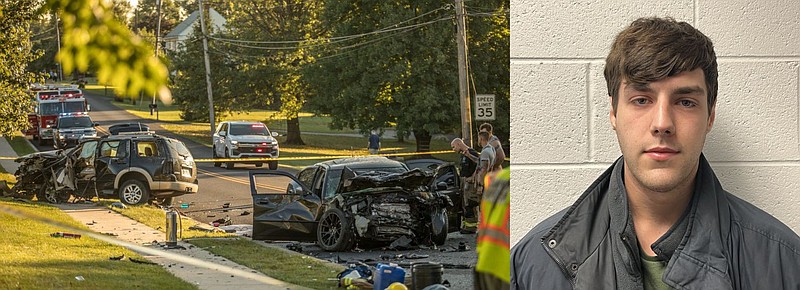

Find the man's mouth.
xmin=644 ymin=147 xmax=679 ymax=161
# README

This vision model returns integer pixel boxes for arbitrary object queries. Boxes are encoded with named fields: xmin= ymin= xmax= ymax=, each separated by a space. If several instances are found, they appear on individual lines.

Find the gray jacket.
xmin=511 ymin=156 xmax=800 ymax=289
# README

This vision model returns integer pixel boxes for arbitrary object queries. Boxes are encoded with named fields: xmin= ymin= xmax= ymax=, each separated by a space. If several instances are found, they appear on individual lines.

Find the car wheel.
xmin=38 ymin=181 xmax=69 ymax=204
xmin=212 ymin=146 xmax=221 ymax=167
xmin=269 ymin=161 xmax=278 ymax=170
xmin=255 ymin=163 xmax=263 ymax=168
xmin=225 ymin=148 xmax=234 ymax=170
xmin=119 ymin=179 xmax=150 ymax=205
xmin=431 ymin=208 xmax=448 ymax=246
xmin=317 ymin=208 xmax=354 ymax=251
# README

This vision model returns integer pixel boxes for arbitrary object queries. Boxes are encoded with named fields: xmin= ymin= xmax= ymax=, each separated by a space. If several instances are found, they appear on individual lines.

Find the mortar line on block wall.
xmin=718 ymin=56 xmax=800 ymax=63
xmin=515 ymin=160 xmax=800 ymax=170
xmin=512 ymin=58 xmax=606 ymax=64
xmin=586 ymin=63 xmax=594 ymax=162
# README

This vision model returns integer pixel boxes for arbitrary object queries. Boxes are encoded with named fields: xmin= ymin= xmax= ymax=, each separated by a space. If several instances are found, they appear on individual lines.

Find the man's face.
xmin=479 ymin=137 xmax=488 ymax=147
xmin=610 ymin=68 xmax=715 ymax=193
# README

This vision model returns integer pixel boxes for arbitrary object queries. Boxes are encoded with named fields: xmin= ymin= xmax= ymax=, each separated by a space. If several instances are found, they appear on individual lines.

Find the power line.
xmin=207 ymin=5 xmax=451 ymax=45
xmin=210 ymin=16 xmax=452 ymax=51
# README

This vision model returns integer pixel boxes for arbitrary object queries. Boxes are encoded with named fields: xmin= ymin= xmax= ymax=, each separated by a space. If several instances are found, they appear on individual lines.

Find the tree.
xmin=0 ymin=0 xmax=40 ymax=136
xmin=0 ymin=0 xmax=171 ymax=134
xmin=304 ymin=0 xmax=511 ymax=152
xmin=131 ymin=0 xmax=181 ymax=36
xmin=169 ymin=21 xmax=236 ymax=122
xmin=211 ymin=0 xmax=324 ymax=145
xmin=111 ymin=0 xmax=133 ymax=26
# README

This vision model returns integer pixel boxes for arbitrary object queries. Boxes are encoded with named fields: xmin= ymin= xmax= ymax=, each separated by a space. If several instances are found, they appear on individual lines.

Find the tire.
xmin=317 ymin=208 xmax=354 ymax=251
xmin=255 ymin=163 xmax=263 ymax=168
xmin=38 ymin=181 xmax=69 ymax=204
xmin=224 ymin=148 xmax=234 ymax=170
xmin=269 ymin=161 xmax=278 ymax=170
xmin=431 ymin=208 xmax=449 ymax=246
xmin=119 ymin=179 xmax=150 ymax=205
xmin=212 ymin=146 xmax=221 ymax=167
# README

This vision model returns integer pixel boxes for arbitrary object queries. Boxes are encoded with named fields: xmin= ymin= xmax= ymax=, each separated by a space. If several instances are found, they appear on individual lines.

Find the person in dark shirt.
xmin=368 ymin=130 xmax=380 ymax=154
xmin=451 ymin=137 xmax=480 ymax=234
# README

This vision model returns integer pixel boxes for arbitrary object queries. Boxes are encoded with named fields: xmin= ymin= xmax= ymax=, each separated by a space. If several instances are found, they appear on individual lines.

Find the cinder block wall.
xmin=510 ymin=1 xmax=800 ymax=245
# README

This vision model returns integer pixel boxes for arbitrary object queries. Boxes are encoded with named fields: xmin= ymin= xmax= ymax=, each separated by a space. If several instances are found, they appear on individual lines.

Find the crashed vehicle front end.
xmin=332 ymin=169 xmax=451 ymax=246
xmin=11 ymin=150 xmax=71 ymax=199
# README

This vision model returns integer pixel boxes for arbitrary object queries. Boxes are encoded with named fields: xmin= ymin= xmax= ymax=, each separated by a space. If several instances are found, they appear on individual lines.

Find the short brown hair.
xmin=479 ymin=123 xmax=493 ymax=133
xmin=604 ymin=17 xmax=717 ymax=114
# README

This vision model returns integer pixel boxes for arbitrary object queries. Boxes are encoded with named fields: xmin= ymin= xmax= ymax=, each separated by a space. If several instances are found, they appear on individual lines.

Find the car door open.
xmin=249 ymin=170 xmax=321 ymax=241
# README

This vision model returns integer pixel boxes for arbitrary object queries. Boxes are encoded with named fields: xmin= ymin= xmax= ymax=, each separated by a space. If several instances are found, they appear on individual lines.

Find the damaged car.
xmin=8 ymin=132 xmax=198 ymax=205
xmin=249 ymin=156 xmax=463 ymax=251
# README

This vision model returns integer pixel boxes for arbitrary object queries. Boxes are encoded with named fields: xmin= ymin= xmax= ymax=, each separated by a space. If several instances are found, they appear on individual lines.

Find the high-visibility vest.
xmin=476 ymin=168 xmax=510 ymax=285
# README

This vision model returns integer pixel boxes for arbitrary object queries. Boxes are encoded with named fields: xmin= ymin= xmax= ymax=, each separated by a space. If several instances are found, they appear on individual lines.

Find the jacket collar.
xmin=542 ymin=154 xmax=733 ymax=288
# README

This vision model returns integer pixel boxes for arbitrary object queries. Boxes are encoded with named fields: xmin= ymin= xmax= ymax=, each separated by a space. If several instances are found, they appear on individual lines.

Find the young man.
xmin=511 ymin=17 xmax=800 ymax=289
xmin=452 ymin=137 xmax=481 ymax=233
xmin=479 ymin=123 xmax=506 ymax=171
xmin=367 ymin=130 xmax=380 ymax=154
xmin=475 ymin=131 xmax=496 ymax=187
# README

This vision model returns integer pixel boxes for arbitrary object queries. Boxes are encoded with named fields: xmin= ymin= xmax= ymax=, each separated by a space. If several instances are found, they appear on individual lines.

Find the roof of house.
xmin=164 ymin=7 xmax=225 ymax=39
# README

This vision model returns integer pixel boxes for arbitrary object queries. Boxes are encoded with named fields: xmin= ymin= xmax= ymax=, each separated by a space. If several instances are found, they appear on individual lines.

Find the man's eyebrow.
xmin=673 ymin=86 xmax=705 ymax=95
xmin=624 ymin=82 xmax=654 ymax=93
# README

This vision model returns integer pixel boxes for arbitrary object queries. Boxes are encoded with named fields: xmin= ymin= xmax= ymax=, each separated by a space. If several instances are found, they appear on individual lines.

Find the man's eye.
xmin=632 ymin=98 xmax=649 ymax=105
xmin=679 ymin=100 xmax=697 ymax=107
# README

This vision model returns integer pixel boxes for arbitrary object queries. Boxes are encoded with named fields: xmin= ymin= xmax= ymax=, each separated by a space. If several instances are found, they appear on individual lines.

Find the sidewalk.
xmin=0 ymin=136 xmax=302 ymax=290
xmin=0 ymin=136 xmax=22 ymax=173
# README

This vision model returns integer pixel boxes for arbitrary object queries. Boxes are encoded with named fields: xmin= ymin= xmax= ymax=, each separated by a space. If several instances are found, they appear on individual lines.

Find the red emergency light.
xmin=256 ymin=149 xmax=263 ymax=153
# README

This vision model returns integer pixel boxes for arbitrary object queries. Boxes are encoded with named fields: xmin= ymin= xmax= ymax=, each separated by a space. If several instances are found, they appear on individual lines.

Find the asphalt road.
xmin=30 ymin=91 xmax=477 ymax=288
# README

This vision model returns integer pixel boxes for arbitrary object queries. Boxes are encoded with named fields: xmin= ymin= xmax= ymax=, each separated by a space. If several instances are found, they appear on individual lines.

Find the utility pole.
xmin=55 ymin=13 xmax=63 ymax=83
xmin=152 ymin=0 xmax=162 ymax=120
xmin=455 ymin=0 xmax=473 ymax=147
xmin=199 ymin=0 xmax=216 ymax=135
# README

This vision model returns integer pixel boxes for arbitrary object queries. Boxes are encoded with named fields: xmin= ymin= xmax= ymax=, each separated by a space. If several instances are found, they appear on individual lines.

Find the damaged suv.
xmin=10 ymin=132 xmax=198 ymax=205
xmin=249 ymin=156 xmax=462 ymax=251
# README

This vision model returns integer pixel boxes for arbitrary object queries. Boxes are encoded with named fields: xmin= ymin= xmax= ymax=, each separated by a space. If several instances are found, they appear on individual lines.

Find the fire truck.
xmin=26 ymin=85 xmax=90 ymax=146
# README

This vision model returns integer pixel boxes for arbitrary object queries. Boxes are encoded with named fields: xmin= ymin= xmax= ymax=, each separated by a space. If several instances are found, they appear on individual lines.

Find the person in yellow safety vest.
xmin=475 ymin=168 xmax=510 ymax=290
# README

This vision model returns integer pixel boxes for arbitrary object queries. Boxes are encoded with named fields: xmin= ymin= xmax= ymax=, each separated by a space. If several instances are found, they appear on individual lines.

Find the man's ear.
xmin=707 ymin=104 xmax=716 ymax=133
xmin=609 ymin=96 xmax=617 ymax=131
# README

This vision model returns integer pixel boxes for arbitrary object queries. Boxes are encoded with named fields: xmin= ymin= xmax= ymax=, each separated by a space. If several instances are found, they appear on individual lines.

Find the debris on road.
xmin=240 ymin=210 xmax=250 ymax=216
xmin=286 ymin=242 xmax=303 ymax=253
xmin=50 ymin=232 xmax=81 ymax=239
xmin=211 ymin=216 xmax=232 ymax=227
xmin=130 ymin=257 xmax=158 ymax=265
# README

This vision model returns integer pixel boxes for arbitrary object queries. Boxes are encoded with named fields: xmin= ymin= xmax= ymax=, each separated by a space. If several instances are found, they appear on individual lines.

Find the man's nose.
xmin=651 ymin=99 xmax=674 ymax=136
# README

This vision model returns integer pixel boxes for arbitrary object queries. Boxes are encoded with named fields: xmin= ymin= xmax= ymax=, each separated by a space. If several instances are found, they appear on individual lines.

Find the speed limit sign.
xmin=475 ymin=94 xmax=495 ymax=121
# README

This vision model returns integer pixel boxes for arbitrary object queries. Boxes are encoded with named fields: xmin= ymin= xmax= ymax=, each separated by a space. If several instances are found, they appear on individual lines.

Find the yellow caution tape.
xmin=193 ymin=150 xmax=456 ymax=163
xmin=0 ymin=150 xmax=514 ymax=162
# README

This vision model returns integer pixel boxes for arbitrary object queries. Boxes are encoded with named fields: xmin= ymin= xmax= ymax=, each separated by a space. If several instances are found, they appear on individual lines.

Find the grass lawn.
xmin=188 ymin=238 xmax=345 ymax=289
xmin=100 ymin=201 xmax=232 ymax=239
xmin=5 ymin=132 xmax=35 ymax=156
xmin=0 ymin=196 xmax=196 ymax=289
xmin=100 ymin=199 xmax=346 ymax=289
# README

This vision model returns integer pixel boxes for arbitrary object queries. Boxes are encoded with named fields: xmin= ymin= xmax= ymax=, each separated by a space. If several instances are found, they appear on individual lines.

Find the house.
xmin=162 ymin=7 xmax=226 ymax=52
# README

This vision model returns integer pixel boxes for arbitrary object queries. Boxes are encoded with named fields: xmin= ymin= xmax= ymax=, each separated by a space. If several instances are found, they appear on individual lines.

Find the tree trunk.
xmin=413 ymin=129 xmax=431 ymax=153
xmin=285 ymin=115 xmax=305 ymax=145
